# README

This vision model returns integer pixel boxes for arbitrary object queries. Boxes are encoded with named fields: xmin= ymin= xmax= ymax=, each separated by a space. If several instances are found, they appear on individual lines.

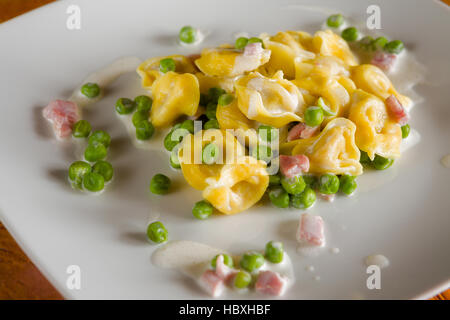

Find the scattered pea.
xmin=136 ymin=120 xmax=154 ymax=140
xmin=180 ymin=119 xmax=195 ymax=134
xmin=251 ymin=145 xmax=273 ymax=163
xmin=68 ymin=161 xmax=91 ymax=189
xmin=240 ymin=251 xmax=265 ymax=272
xmin=318 ymin=173 xmax=340 ymax=194
xmin=192 ymin=200 xmax=214 ymax=220
xmin=206 ymin=102 xmax=217 ymax=120
xmin=170 ymin=148 xmax=181 ymax=169
xmin=72 ymin=120 xmax=91 ymax=138
xmin=341 ymin=27 xmax=359 ymax=42
xmin=281 ymin=175 xmax=306 ymax=195
xmin=204 ymin=119 xmax=220 ymax=130
xmin=233 ymin=271 xmax=251 ymax=289
xmin=268 ymin=187 xmax=290 ymax=208
xmin=80 ymin=82 xmax=100 ymax=98
xmin=265 ymin=241 xmax=284 ymax=264
xmin=372 ymin=155 xmax=394 ymax=170
xmin=146 ymin=221 xmax=168 ymax=244
xmin=218 ymin=93 xmax=234 ymax=106
xmin=159 ymin=58 xmax=176 ymax=73
xmin=258 ymin=125 xmax=278 ymax=143
xmin=164 ymin=124 xmax=183 ymax=151
xmin=208 ymin=87 xmax=226 ymax=104
xmin=211 ymin=254 xmax=234 ymax=268
xmin=401 ymin=124 xmax=410 ymax=139
xmin=247 ymin=37 xmax=264 ymax=47
xmin=82 ymin=172 xmax=105 ymax=192
xmin=92 ymin=160 xmax=114 ymax=182
xmin=115 ymin=97 xmax=136 ymax=115
xmin=132 ymin=110 xmax=150 ymax=127
xmin=326 ymin=14 xmax=344 ymax=28
xmin=89 ymin=130 xmax=111 ymax=148
xmin=384 ymin=40 xmax=404 ymax=54
xmin=200 ymin=93 xmax=209 ymax=106
xmin=304 ymin=106 xmax=324 ymax=127
xmin=134 ymin=95 xmax=152 ymax=112
xmin=84 ymin=143 xmax=107 ymax=162
xmin=179 ymin=26 xmax=197 ymax=44
xmin=150 ymin=174 xmax=171 ymax=194
xmin=373 ymin=36 xmax=388 ymax=50
xmin=359 ymin=150 xmax=371 ymax=164
xmin=269 ymin=174 xmax=281 ymax=186
xmin=202 ymin=143 xmax=219 ymax=165
xmin=291 ymin=187 xmax=316 ymax=209
xmin=359 ymin=36 xmax=375 ymax=51
xmin=235 ymin=37 xmax=249 ymax=50
xmin=339 ymin=174 xmax=357 ymax=195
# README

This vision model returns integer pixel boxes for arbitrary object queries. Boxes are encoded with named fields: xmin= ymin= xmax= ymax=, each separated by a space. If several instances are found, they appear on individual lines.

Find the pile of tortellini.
xmin=136 ymin=29 xmax=411 ymax=215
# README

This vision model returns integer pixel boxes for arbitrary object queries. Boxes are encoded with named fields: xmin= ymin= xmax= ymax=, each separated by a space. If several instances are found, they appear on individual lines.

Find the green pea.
xmin=218 ymin=93 xmax=234 ymax=106
xmin=304 ymin=106 xmax=324 ymax=127
xmin=208 ymin=87 xmax=226 ymax=104
xmin=373 ymin=36 xmax=388 ymax=50
xmin=180 ymin=119 xmax=195 ymax=134
xmin=115 ymin=97 xmax=136 ymax=115
xmin=132 ymin=110 xmax=149 ymax=127
xmin=359 ymin=150 xmax=371 ymax=164
xmin=163 ymin=124 xmax=183 ymax=151
xmin=247 ymin=37 xmax=264 ymax=47
xmin=303 ymin=175 xmax=318 ymax=188
xmin=384 ymin=40 xmax=404 ymax=54
xmin=72 ymin=120 xmax=91 ymax=138
xmin=258 ymin=125 xmax=278 ymax=143
xmin=192 ymin=200 xmax=213 ymax=220
xmin=136 ymin=120 xmax=154 ymax=140
xmin=159 ymin=58 xmax=176 ymax=73
xmin=251 ymin=145 xmax=273 ymax=163
xmin=204 ymin=119 xmax=220 ymax=130
xmin=84 ymin=143 xmax=107 ymax=162
xmin=233 ymin=271 xmax=251 ymax=289
xmin=269 ymin=174 xmax=281 ymax=186
xmin=68 ymin=161 xmax=91 ymax=189
xmin=359 ymin=36 xmax=375 ymax=51
xmin=265 ymin=241 xmax=284 ymax=264
xmin=339 ymin=174 xmax=357 ymax=195
xmin=206 ymin=102 xmax=217 ymax=120
xmin=82 ymin=172 xmax=105 ymax=192
xmin=202 ymin=143 xmax=219 ymax=165
xmin=92 ymin=160 xmax=114 ymax=182
xmin=135 ymin=95 xmax=152 ymax=112
xmin=373 ymin=155 xmax=394 ymax=170
xmin=200 ymin=93 xmax=209 ymax=106
xmin=326 ymin=14 xmax=344 ymax=28
xmin=211 ymin=254 xmax=234 ymax=269
xmin=316 ymin=97 xmax=336 ymax=117
xmin=150 ymin=174 xmax=171 ymax=195
xmin=281 ymin=175 xmax=306 ymax=195
xmin=235 ymin=37 xmax=249 ymax=50
xmin=240 ymin=251 xmax=265 ymax=272
xmin=291 ymin=187 xmax=316 ymax=209
xmin=80 ymin=82 xmax=100 ymax=98
xmin=341 ymin=27 xmax=359 ymax=42
xmin=318 ymin=173 xmax=340 ymax=194
xmin=401 ymin=124 xmax=410 ymax=139
xmin=170 ymin=147 xmax=181 ymax=169
xmin=179 ymin=26 xmax=197 ymax=44
xmin=268 ymin=187 xmax=290 ymax=208
xmin=147 ymin=221 xmax=168 ymax=244
xmin=89 ymin=130 xmax=111 ymax=148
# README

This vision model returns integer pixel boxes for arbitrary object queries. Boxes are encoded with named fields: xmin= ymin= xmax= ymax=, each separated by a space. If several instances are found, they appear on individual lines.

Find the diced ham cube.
xmin=371 ymin=51 xmax=397 ymax=72
xmin=42 ymin=100 xmax=79 ymax=139
xmin=244 ymin=42 xmax=263 ymax=57
xmin=287 ymin=123 xmax=319 ymax=141
xmin=296 ymin=213 xmax=325 ymax=246
xmin=255 ymin=270 xmax=287 ymax=296
xmin=279 ymin=154 xmax=310 ymax=178
xmin=214 ymin=255 xmax=234 ymax=280
xmin=385 ymin=95 xmax=409 ymax=125
xmin=199 ymin=269 xmax=225 ymax=297
xmin=318 ymin=193 xmax=335 ymax=202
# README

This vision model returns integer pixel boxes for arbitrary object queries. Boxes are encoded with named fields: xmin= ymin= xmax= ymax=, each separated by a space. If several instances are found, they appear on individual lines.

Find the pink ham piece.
xmin=279 ymin=154 xmax=310 ymax=178
xmin=199 ymin=269 xmax=225 ymax=297
xmin=244 ymin=42 xmax=263 ymax=57
xmin=287 ymin=123 xmax=319 ymax=141
xmin=42 ymin=100 xmax=79 ymax=139
xmin=371 ymin=51 xmax=397 ymax=72
xmin=385 ymin=94 xmax=409 ymax=125
xmin=296 ymin=213 xmax=325 ymax=247
xmin=214 ymin=255 xmax=235 ymax=280
xmin=255 ymin=270 xmax=287 ymax=296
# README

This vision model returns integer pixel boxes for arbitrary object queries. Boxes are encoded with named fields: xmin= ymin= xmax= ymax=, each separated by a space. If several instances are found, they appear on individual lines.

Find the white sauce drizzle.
xmin=365 ymin=254 xmax=390 ymax=269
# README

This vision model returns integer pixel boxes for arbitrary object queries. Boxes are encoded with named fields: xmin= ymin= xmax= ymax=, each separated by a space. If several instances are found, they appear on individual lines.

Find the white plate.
xmin=1 ymin=0 xmax=449 ymax=299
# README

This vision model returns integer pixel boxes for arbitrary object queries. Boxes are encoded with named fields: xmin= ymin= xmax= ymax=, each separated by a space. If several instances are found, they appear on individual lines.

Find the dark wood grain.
xmin=0 ymin=0 xmax=448 ymax=301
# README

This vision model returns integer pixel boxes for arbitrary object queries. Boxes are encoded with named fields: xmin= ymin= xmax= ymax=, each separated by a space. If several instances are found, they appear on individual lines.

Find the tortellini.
xmin=351 ymin=64 xmax=412 ymax=108
xmin=203 ymin=156 xmax=269 ymax=215
xmin=216 ymin=99 xmax=254 ymax=131
xmin=195 ymin=47 xmax=271 ymax=77
xmin=137 ymin=55 xmax=196 ymax=90
xmin=151 ymin=72 xmax=200 ymax=127
xmin=312 ymin=30 xmax=359 ymax=66
xmin=194 ymin=72 xmax=235 ymax=94
xmin=290 ymin=118 xmax=363 ymax=176
xmin=235 ymin=71 xmax=305 ymax=127
xmin=348 ymin=90 xmax=402 ymax=160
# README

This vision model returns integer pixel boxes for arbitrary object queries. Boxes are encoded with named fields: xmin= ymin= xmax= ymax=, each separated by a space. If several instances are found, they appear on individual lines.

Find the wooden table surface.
xmin=0 ymin=0 xmax=449 ymax=300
